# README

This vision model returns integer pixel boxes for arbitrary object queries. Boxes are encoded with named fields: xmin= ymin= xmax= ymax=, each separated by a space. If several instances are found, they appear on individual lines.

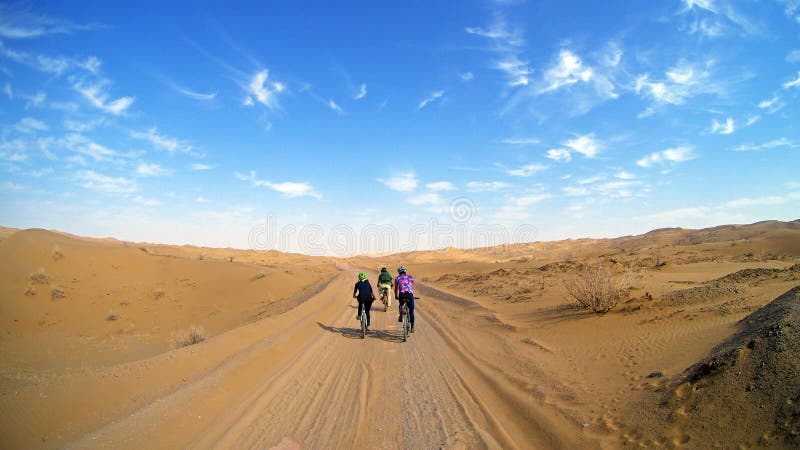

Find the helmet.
xmin=358 ymin=272 xmax=367 ymax=280
xmin=397 ymin=265 xmax=406 ymax=274
xmin=381 ymin=267 xmax=387 ymax=271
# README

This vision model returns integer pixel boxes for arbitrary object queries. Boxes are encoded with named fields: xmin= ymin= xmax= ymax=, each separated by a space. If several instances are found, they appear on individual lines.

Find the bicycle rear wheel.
xmin=402 ymin=312 xmax=408 ymax=342
xmin=360 ymin=311 xmax=367 ymax=339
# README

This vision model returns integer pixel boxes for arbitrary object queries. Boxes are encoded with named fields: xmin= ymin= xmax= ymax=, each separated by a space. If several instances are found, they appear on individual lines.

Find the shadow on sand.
xmin=317 ymin=322 xmax=406 ymax=343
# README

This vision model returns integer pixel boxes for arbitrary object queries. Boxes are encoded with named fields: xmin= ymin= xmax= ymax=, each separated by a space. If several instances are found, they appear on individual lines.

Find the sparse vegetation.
xmin=119 ymin=299 xmax=130 ymax=306
xmin=565 ymin=263 xmax=632 ymax=314
xmin=253 ymin=272 xmax=266 ymax=280
xmin=176 ymin=325 xmax=205 ymax=347
xmin=227 ymin=255 xmax=235 ymax=262
xmin=25 ymin=286 xmax=36 ymax=296
xmin=51 ymin=245 xmax=63 ymax=261
xmin=153 ymin=289 xmax=165 ymax=300
xmin=29 ymin=268 xmax=50 ymax=284
xmin=51 ymin=287 xmax=65 ymax=300
xmin=106 ymin=310 xmax=118 ymax=321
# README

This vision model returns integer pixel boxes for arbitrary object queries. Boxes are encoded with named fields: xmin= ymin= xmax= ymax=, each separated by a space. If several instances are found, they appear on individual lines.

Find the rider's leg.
xmin=364 ymin=299 xmax=373 ymax=326
xmin=357 ymin=298 xmax=363 ymax=320
xmin=397 ymin=298 xmax=404 ymax=322
xmin=409 ymin=296 xmax=415 ymax=328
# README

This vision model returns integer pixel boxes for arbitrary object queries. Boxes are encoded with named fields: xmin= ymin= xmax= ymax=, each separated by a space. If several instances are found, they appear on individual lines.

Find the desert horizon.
xmin=2 ymin=219 xmax=800 ymax=448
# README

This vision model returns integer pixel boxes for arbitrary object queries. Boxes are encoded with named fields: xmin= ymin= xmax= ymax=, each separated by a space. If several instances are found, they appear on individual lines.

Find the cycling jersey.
xmin=395 ymin=273 xmax=414 ymax=294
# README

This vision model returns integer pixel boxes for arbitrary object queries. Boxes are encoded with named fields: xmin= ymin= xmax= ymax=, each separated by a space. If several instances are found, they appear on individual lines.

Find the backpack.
xmin=378 ymin=272 xmax=392 ymax=284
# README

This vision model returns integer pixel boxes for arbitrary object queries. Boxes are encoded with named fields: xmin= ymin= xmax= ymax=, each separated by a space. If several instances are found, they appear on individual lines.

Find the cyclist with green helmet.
xmin=353 ymin=272 xmax=376 ymax=329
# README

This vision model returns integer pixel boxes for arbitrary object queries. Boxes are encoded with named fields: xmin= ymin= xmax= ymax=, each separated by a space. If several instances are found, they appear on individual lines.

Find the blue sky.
xmin=0 ymin=0 xmax=798 ymax=254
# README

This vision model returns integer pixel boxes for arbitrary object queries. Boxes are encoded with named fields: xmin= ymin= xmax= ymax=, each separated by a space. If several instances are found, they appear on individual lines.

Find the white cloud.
xmin=648 ymin=206 xmax=711 ymax=222
xmin=460 ymin=72 xmax=474 ymax=81
xmin=131 ymin=128 xmax=193 ymax=154
xmin=63 ymin=133 xmax=119 ymax=161
xmin=540 ymin=50 xmax=593 ymax=93
xmin=235 ymin=170 xmax=322 ymax=199
xmin=495 ymin=193 xmax=551 ymax=220
xmin=464 ymin=16 xmax=523 ymax=47
xmin=426 ymin=181 xmax=455 ymax=191
xmin=758 ymin=96 xmax=778 ymax=109
xmin=179 ymin=88 xmax=216 ymax=101
xmin=408 ymin=192 xmax=444 ymax=206
xmin=417 ymin=90 xmax=444 ymax=110
xmin=615 ymin=171 xmax=636 ymax=180
xmin=577 ymin=175 xmax=606 ymax=185
xmin=0 ymin=4 xmax=96 ymax=39
xmin=722 ymin=192 xmax=800 ymax=208
xmin=77 ymin=170 xmax=136 ymax=193
xmin=73 ymin=80 xmax=134 ymax=115
xmin=15 ymin=117 xmax=47 ymax=133
xmin=788 ymin=50 xmax=800 ymax=63
xmin=2 ymin=181 xmax=23 ymax=191
xmin=354 ymin=83 xmax=367 ymax=100
xmin=328 ymin=99 xmax=344 ymax=114
xmin=682 ymin=0 xmax=717 ymax=13
xmin=196 ymin=196 xmax=209 ymax=203
xmin=745 ymin=115 xmax=760 ymax=126
xmin=243 ymin=69 xmax=285 ymax=110
xmin=507 ymin=163 xmax=546 ymax=177
xmin=546 ymin=148 xmax=572 ymax=162
xmin=731 ymin=138 xmax=797 ymax=152
xmin=466 ymin=181 xmax=509 ymax=192
xmin=564 ymin=134 xmax=600 ymax=158
xmin=64 ymin=117 xmax=104 ymax=132
xmin=499 ymin=138 xmax=539 ymax=145
xmin=191 ymin=163 xmax=214 ymax=171
xmin=784 ymin=71 xmax=800 ymax=89
xmin=562 ymin=186 xmax=591 ymax=196
xmin=637 ymin=146 xmax=696 ymax=168
xmin=494 ymin=56 xmax=532 ymax=86
xmin=634 ymin=60 xmax=720 ymax=116
xmin=136 ymin=163 xmax=173 ymax=177
xmin=709 ymin=117 xmax=735 ymax=135
xmin=377 ymin=172 xmax=418 ymax=192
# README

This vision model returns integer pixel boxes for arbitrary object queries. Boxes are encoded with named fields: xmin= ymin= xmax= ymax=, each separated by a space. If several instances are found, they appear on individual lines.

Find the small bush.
xmin=176 ymin=326 xmax=205 ymax=347
xmin=153 ymin=289 xmax=165 ymax=300
xmin=119 ymin=299 xmax=130 ymax=306
xmin=51 ymin=287 xmax=65 ymax=300
xmin=106 ymin=310 xmax=118 ymax=321
xmin=252 ymin=272 xmax=266 ymax=280
xmin=565 ymin=263 xmax=632 ymax=314
xmin=52 ymin=245 xmax=63 ymax=261
xmin=25 ymin=286 xmax=36 ymax=296
xmin=30 ymin=268 xmax=50 ymax=284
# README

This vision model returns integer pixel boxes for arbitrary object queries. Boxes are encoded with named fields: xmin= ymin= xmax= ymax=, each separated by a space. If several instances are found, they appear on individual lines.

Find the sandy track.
xmin=64 ymin=270 xmax=584 ymax=449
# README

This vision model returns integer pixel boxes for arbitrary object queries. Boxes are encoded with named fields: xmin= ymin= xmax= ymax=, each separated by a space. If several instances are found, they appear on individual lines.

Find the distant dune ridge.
xmin=0 ymin=219 xmax=799 ymax=448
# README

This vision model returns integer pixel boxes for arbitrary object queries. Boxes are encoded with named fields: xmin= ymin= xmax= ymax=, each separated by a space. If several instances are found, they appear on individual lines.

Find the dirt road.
xmin=60 ymin=269 xmax=585 ymax=449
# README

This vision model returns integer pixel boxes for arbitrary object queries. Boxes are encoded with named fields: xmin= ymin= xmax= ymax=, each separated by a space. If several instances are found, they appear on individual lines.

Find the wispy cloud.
xmin=636 ymin=146 xmax=696 ymax=168
xmin=507 ymin=163 xmax=546 ymax=177
xmin=495 ymin=193 xmax=551 ymax=220
xmin=131 ymin=128 xmax=194 ymax=154
xmin=15 ymin=117 xmax=47 ymax=134
xmin=377 ymin=172 xmax=418 ymax=192
xmin=354 ymin=83 xmax=367 ymax=100
xmin=466 ymin=181 xmax=509 ymax=192
xmin=427 ymin=181 xmax=455 ymax=191
xmin=784 ymin=71 xmax=800 ymax=89
xmin=615 ymin=171 xmax=636 ymax=180
xmin=680 ymin=0 xmax=761 ymax=37
xmin=634 ymin=59 xmax=721 ymax=117
xmin=243 ymin=69 xmax=285 ymax=109
xmin=722 ymin=192 xmax=800 ymax=208
xmin=136 ymin=163 xmax=173 ymax=177
xmin=190 ymin=163 xmax=214 ymax=171
xmin=498 ymin=137 xmax=539 ymax=145
xmin=417 ymin=90 xmax=444 ymax=110
xmin=73 ymin=80 xmax=134 ymax=115
xmin=731 ymin=138 xmax=797 ymax=152
xmin=709 ymin=117 xmax=735 ymax=135
xmin=546 ymin=148 xmax=572 ymax=162
xmin=63 ymin=133 xmax=120 ymax=161
xmin=76 ymin=170 xmax=136 ymax=193
xmin=328 ymin=99 xmax=344 ymax=114
xmin=564 ymin=134 xmax=600 ymax=158
xmin=0 ymin=3 xmax=99 ymax=39
xmin=539 ymin=50 xmax=593 ymax=93
xmin=235 ymin=170 xmax=322 ymax=199
xmin=408 ymin=192 xmax=444 ymax=206
xmin=459 ymin=72 xmax=474 ymax=82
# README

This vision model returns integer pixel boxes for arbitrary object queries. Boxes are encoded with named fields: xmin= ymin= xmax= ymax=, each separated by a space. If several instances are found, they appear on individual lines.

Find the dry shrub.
xmin=153 ymin=289 xmax=165 ymax=300
xmin=30 ymin=268 xmax=50 ymax=284
xmin=106 ymin=310 xmax=118 ymax=321
xmin=565 ymin=263 xmax=632 ymax=313
xmin=51 ymin=287 xmax=65 ymax=300
xmin=252 ymin=272 xmax=266 ymax=281
xmin=176 ymin=326 xmax=205 ymax=347
xmin=25 ymin=286 xmax=36 ymax=296
xmin=52 ymin=245 xmax=63 ymax=261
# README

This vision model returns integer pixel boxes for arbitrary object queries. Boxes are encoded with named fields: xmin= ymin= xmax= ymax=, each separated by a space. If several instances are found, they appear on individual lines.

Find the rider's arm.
xmin=353 ymin=284 xmax=358 ymax=299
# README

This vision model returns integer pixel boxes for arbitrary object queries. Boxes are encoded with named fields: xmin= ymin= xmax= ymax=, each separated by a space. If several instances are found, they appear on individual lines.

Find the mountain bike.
xmin=378 ymin=285 xmax=391 ymax=311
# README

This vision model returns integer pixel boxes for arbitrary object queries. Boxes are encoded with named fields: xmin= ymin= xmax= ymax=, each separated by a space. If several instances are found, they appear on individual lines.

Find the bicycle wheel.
xmin=360 ymin=311 xmax=367 ymax=339
xmin=402 ymin=311 xmax=408 ymax=342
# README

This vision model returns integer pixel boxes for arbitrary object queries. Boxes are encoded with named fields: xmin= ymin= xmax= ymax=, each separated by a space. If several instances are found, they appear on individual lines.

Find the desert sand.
xmin=1 ymin=220 xmax=799 ymax=449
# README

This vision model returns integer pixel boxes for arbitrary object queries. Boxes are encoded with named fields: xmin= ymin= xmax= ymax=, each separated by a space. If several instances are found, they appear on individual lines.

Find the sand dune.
xmin=1 ymin=220 xmax=799 ymax=448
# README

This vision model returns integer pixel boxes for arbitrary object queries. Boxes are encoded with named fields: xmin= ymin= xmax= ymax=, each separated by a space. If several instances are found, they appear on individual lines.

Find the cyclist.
xmin=394 ymin=265 xmax=415 ymax=333
xmin=353 ymin=272 xmax=376 ymax=329
xmin=376 ymin=267 xmax=393 ymax=308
